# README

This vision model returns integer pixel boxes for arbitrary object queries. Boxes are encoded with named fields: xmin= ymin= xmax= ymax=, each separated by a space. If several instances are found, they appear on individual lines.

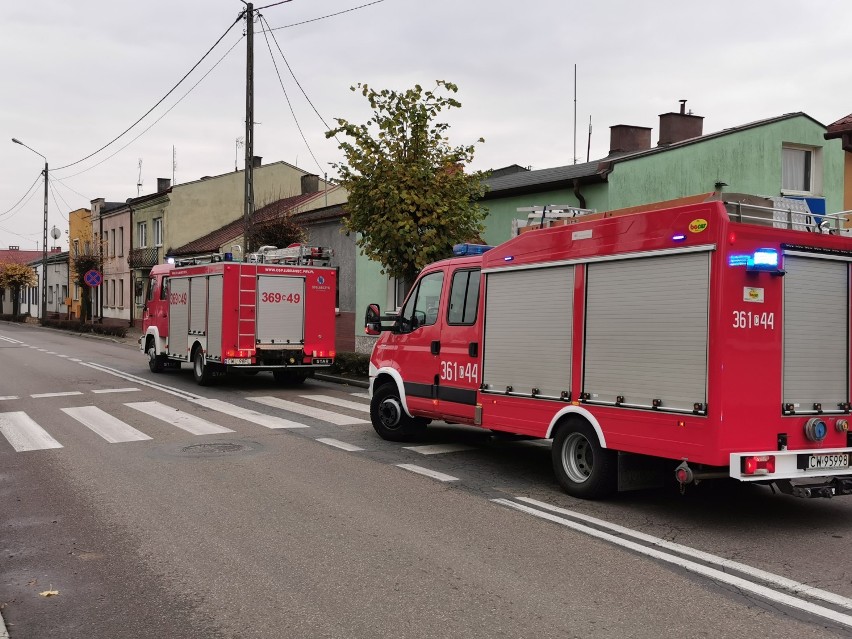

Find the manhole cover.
xmin=181 ymin=442 xmax=247 ymax=456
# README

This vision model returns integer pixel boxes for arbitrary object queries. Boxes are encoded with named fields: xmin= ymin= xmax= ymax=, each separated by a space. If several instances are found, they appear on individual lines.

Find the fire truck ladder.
xmin=236 ymin=261 xmax=257 ymax=352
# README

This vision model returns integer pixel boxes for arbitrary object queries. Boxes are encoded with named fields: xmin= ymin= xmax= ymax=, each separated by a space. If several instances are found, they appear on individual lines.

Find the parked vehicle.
xmin=365 ymin=198 xmax=852 ymax=499
xmin=141 ymin=247 xmax=336 ymax=385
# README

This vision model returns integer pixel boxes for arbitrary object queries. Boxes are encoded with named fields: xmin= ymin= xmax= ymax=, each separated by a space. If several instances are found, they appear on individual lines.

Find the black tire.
xmin=369 ymin=383 xmax=426 ymax=442
xmin=192 ymin=347 xmax=214 ymax=386
xmin=147 ymin=340 xmax=164 ymax=373
xmin=272 ymin=370 xmax=310 ymax=385
xmin=552 ymin=418 xmax=617 ymax=499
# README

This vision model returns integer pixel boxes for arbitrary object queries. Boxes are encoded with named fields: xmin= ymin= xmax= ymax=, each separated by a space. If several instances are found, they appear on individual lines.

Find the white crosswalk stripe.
xmin=316 ymin=438 xmax=364 ymax=452
xmin=249 ymin=396 xmax=368 ymax=425
xmin=0 ymin=411 xmax=63 ymax=452
xmin=190 ymin=397 xmax=309 ymax=429
xmin=349 ymin=392 xmax=370 ymax=399
xmin=61 ymin=406 xmax=151 ymax=443
xmin=126 ymin=401 xmax=233 ymax=435
xmin=300 ymin=394 xmax=370 ymax=414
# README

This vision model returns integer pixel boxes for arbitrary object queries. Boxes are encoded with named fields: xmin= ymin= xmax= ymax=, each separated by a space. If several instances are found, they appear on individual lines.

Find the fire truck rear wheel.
xmin=192 ymin=347 xmax=214 ymax=386
xmin=552 ymin=419 xmax=617 ymax=499
xmin=147 ymin=340 xmax=164 ymax=373
xmin=370 ymin=383 xmax=426 ymax=442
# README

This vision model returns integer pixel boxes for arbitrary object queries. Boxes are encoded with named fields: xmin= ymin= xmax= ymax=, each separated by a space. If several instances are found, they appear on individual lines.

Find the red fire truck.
xmin=141 ymin=248 xmax=336 ymax=385
xmin=365 ymin=197 xmax=852 ymax=499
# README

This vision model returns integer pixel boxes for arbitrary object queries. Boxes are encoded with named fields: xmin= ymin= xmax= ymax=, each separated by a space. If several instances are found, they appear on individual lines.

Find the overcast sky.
xmin=1 ymin=0 xmax=849 ymax=251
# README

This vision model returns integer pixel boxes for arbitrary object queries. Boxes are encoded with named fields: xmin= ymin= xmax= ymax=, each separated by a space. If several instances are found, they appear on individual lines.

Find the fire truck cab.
xmin=366 ymin=198 xmax=852 ymax=499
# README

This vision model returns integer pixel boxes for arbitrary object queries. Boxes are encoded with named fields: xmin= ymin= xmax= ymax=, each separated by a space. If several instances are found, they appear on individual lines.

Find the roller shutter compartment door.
xmin=783 ymin=256 xmax=849 ymax=411
xmin=167 ymin=278 xmax=189 ymax=358
xmin=206 ymin=275 xmax=223 ymax=359
xmin=189 ymin=277 xmax=207 ymax=335
xmin=482 ymin=265 xmax=574 ymax=399
xmin=256 ymin=276 xmax=305 ymax=345
xmin=584 ymin=252 xmax=710 ymax=412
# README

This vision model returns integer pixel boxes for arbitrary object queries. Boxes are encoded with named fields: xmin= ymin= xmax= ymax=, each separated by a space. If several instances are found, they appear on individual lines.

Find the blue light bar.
xmin=747 ymin=248 xmax=780 ymax=271
xmin=453 ymin=243 xmax=494 ymax=256
xmin=672 ymin=234 xmax=686 ymax=242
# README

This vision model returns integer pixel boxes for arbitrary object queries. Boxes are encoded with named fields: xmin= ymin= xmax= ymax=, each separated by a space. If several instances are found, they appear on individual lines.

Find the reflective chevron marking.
xmin=0 ymin=411 xmax=63 ymax=451
xmin=126 ymin=401 xmax=234 ymax=436
xmin=61 ymin=406 xmax=151 ymax=444
xmin=249 ymin=396 xmax=368 ymax=425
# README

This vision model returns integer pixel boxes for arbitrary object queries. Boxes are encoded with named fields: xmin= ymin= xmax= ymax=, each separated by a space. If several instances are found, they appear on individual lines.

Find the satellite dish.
xmin=50 ymin=226 xmax=61 ymax=240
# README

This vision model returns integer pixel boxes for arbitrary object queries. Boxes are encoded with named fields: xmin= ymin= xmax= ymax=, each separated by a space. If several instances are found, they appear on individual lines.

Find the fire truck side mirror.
xmin=365 ymin=303 xmax=382 ymax=335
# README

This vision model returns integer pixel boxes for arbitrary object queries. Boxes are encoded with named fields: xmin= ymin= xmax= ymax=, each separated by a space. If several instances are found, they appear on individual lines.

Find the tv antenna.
xmin=136 ymin=159 xmax=144 ymax=196
xmin=235 ymin=136 xmax=244 ymax=172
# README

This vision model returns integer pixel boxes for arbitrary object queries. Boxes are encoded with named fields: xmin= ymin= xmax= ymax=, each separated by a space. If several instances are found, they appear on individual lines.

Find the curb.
xmin=314 ymin=373 xmax=370 ymax=389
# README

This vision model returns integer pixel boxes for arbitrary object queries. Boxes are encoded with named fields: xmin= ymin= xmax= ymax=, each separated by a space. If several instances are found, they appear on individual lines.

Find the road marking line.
xmin=0 ymin=412 xmax=63 ymax=452
xmin=316 ymin=438 xmax=364 ymax=452
xmin=61 ymin=406 xmax=151 ymax=443
xmin=250 ymin=396 xmax=368 ymax=425
xmin=45 ymin=351 xmax=56 ymax=355
xmin=349 ymin=392 xmax=370 ymax=399
xmin=299 ymin=394 xmax=370 ymax=413
xmin=0 ymin=335 xmax=23 ymax=344
xmin=31 ymin=391 xmax=84 ymax=399
xmin=190 ymin=397 xmax=308 ymax=429
xmin=0 ymin=396 xmax=19 ymax=401
xmin=57 ymin=354 xmax=69 ymax=358
xmin=513 ymin=496 xmax=852 ymax=611
xmin=404 ymin=443 xmax=476 ymax=455
xmin=70 ymin=358 xmax=82 ymax=362
xmin=495 ymin=498 xmax=852 ymax=628
xmin=80 ymin=362 xmax=201 ymax=401
xmin=126 ymin=401 xmax=234 ymax=436
xmin=396 ymin=464 xmax=459 ymax=482
xmin=91 ymin=388 xmax=141 ymax=394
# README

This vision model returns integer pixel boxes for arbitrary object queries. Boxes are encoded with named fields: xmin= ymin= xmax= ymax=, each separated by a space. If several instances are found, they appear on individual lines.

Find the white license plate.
xmin=225 ymin=358 xmax=252 ymax=365
xmin=313 ymin=358 xmax=332 ymax=365
xmin=807 ymin=453 xmax=849 ymax=470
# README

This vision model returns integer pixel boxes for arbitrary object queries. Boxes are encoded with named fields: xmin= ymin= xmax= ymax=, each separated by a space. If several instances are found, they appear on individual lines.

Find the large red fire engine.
xmin=141 ymin=245 xmax=336 ymax=385
xmin=365 ymin=197 xmax=852 ymax=499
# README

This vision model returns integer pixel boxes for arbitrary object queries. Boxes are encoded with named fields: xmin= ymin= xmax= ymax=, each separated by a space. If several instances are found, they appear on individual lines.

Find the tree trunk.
xmin=11 ymin=285 xmax=20 ymax=320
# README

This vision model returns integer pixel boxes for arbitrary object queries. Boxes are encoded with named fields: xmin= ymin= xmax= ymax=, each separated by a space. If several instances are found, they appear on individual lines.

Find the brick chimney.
xmin=301 ymin=174 xmax=319 ymax=194
xmin=609 ymin=125 xmax=652 ymax=154
xmin=658 ymin=100 xmax=704 ymax=146
xmin=252 ymin=156 xmax=263 ymax=168
xmin=157 ymin=178 xmax=171 ymax=192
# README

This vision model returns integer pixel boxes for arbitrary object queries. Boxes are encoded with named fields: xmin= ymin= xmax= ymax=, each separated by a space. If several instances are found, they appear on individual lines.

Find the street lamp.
xmin=11 ymin=138 xmax=48 ymax=325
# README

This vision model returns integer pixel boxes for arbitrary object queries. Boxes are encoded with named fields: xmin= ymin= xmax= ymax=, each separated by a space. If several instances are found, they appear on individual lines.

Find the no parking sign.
xmin=84 ymin=269 xmax=102 ymax=287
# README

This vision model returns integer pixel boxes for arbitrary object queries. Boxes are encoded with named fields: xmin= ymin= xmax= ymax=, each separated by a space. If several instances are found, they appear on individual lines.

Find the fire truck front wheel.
xmin=552 ymin=419 xmax=617 ymax=499
xmin=370 ymin=383 xmax=426 ymax=442
xmin=147 ymin=339 xmax=164 ymax=373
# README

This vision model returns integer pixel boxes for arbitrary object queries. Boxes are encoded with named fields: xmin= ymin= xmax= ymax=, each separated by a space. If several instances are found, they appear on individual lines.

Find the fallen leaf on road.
xmin=38 ymin=588 xmax=59 ymax=597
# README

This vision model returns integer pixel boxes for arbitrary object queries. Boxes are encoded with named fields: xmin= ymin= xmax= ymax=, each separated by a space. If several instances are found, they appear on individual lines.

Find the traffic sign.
xmin=84 ymin=269 xmax=102 ymax=287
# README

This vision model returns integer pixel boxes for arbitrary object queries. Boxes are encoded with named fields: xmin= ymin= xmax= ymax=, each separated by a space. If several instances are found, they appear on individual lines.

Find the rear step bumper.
xmin=775 ymin=478 xmax=852 ymax=499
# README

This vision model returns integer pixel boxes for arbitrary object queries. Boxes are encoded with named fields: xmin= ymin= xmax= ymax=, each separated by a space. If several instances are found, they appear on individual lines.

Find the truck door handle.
xmin=469 ymin=342 xmax=478 ymax=357
xmin=431 ymin=340 xmax=441 ymax=355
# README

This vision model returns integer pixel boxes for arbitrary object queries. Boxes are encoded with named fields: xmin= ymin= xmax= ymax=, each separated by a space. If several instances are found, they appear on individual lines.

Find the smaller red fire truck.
xmin=141 ymin=246 xmax=336 ymax=385
xmin=365 ymin=196 xmax=852 ymax=499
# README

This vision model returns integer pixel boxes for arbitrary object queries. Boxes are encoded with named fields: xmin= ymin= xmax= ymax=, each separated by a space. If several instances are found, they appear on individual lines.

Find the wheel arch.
xmin=371 ymin=367 xmax=413 ymax=417
xmin=546 ymin=406 xmax=608 ymax=449
xmin=144 ymin=328 xmax=163 ymax=355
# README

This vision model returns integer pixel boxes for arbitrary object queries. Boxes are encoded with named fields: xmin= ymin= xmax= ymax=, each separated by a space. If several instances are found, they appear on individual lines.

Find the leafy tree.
xmin=73 ymin=253 xmax=101 ymax=323
xmin=0 ymin=262 xmax=37 ymax=320
xmin=247 ymin=215 xmax=306 ymax=252
xmin=327 ymin=81 xmax=489 ymax=285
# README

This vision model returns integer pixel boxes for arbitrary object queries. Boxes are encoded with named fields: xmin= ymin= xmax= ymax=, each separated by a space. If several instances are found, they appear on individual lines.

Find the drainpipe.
xmin=573 ymin=178 xmax=587 ymax=209
xmin=128 ymin=203 xmax=134 ymax=328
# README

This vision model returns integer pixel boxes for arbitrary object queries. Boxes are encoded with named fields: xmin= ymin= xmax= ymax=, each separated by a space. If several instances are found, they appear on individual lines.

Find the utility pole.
xmin=41 ymin=160 xmax=48 ymax=322
xmin=243 ymin=3 xmax=255 ymax=257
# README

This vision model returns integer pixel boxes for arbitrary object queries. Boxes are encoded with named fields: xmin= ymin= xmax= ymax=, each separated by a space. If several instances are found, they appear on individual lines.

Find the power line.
xmin=263 ymin=0 xmax=385 ymax=31
xmin=58 ymin=33 xmax=244 ymax=180
xmin=48 ymin=180 xmax=71 ymax=222
xmin=54 ymin=11 xmax=247 ymax=172
xmin=259 ymin=13 xmax=323 ymax=172
xmin=0 ymin=171 xmax=43 ymax=220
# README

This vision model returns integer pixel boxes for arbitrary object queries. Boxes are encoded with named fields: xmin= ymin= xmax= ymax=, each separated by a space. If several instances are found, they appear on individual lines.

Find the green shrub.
xmin=329 ymin=352 xmax=370 ymax=376
xmin=0 ymin=314 xmax=27 ymax=323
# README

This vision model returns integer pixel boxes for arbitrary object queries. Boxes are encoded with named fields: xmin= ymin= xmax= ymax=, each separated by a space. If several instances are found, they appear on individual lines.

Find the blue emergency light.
xmin=453 ymin=243 xmax=494 ymax=256
xmin=747 ymin=248 xmax=780 ymax=272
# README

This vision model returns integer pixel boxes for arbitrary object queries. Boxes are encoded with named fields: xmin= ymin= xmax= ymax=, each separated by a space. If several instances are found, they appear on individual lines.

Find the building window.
xmin=119 ymin=278 xmax=124 ymax=307
xmin=73 ymin=239 xmax=79 ymax=256
xmin=110 ymin=229 xmax=116 ymax=257
xmin=138 ymin=222 xmax=148 ymax=248
xmin=74 ymin=283 xmax=79 ymax=301
xmin=118 ymin=227 xmax=124 ymax=256
xmin=154 ymin=218 xmax=163 ymax=247
xmin=782 ymin=145 xmax=821 ymax=195
xmin=62 ymin=285 xmax=68 ymax=302
xmin=48 ymin=287 xmax=54 ymax=304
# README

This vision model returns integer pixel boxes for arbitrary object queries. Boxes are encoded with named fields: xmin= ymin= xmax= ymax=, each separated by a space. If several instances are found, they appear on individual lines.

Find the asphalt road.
xmin=1 ymin=322 xmax=851 ymax=638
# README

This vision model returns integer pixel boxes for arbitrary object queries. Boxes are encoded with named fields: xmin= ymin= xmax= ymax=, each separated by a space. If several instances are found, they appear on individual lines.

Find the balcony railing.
xmin=127 ymin=247 xmax=159 ymax=269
